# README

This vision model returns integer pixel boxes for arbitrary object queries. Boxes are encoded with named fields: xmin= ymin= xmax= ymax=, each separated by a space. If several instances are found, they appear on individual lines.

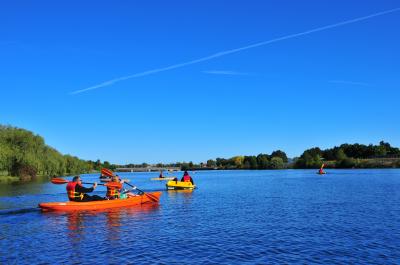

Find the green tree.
xmin=270 ymin=150 xmax=288 ymax=163
xmin=232 ymin=156 xmax=244 ymax=168
xmin=94 ymin=159 xmax=102 ymax=170
xmin=243 ymin=156 xmax=257 ymax=169
xmin=207 ymin=159 xmax=216 ymax=167
xmin=181 ymin=163 xmax=189 ymax=171
xmin=270 ymin=157 xmax=284 ymax=169
xmin=103 ymin=161 xmax=111 ymax=169
xmin=335 ymin=148 xmax=347 ymax=161
xmin=257 ymin=154 xmax=269 ymax=169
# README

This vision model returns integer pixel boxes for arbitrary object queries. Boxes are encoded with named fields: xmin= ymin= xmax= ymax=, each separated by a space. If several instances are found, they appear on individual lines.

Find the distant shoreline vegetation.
xmin=0 ymin=125 xmax=112 ymax=182
xmin=122 ymin=141 xmax=400 ymax=171
xmin=1 ymin=125 xmax=399 ymax=182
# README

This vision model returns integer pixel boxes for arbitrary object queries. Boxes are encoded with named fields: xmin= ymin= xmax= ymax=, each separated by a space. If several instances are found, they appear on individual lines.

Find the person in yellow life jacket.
xmin=180 ymin=171 xmax=194 ymax=185
xmin=66 ymin=176 xmax=104 ymax=202
xmin=106 ymin=175 xmax=124 ymax=200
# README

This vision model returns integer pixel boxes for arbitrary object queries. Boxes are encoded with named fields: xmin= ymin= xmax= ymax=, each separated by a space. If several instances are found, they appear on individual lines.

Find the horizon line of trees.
xmin=2 ymin=125 xmax=400 ymax=181
xmin=115 ymin=150 xmax=289 ymax=170
xmin=295 ymin=141 xmax=400 ymax=169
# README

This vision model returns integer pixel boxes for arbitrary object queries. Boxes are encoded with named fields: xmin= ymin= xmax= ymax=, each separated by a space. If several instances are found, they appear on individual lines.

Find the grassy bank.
xmin=320 ymin=158 xmax=400 ymax=169
xmin=0 ymin=176 xmax=20 ymax=183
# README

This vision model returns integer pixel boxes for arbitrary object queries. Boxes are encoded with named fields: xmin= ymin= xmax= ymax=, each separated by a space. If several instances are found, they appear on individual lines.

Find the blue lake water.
xmin=0 ymin=169 xmax=399 ymax=264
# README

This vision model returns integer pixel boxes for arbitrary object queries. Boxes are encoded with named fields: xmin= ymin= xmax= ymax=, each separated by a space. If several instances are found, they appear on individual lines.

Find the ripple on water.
xmin=1 ymin=170 xmax=400 ymax=264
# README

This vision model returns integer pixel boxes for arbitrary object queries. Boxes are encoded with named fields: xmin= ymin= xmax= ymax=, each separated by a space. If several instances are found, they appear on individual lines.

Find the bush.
xmin=336 ymin=158 xmax=356 ymax=168
xmin=270 ymin=157 xmax=284 ymax=169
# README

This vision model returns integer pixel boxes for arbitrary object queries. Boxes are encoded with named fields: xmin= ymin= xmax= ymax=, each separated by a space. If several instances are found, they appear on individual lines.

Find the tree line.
xmin=294 ymin=141 xmax=400 ymax=168
xmin=1 ymin=125 xmax=399 ymax=181
xmin=122 ymin=151 xmax=289 ymax=170
xmin=206 ymin=150 xmax=288 ymax=170
xmin=0 ymin=125 xmax=112 ymax=181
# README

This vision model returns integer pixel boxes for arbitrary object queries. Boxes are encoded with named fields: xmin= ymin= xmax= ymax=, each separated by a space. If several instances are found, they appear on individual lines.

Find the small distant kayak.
xmin=166 ymin=180 xmax=196 ymax=190
xmin=317 ymin=172 xmax=326 ymax=175
xmin=39 ymin=192 xmax=161 ymax=211
xmin=151 ymin=177 xmax=175 ymax=181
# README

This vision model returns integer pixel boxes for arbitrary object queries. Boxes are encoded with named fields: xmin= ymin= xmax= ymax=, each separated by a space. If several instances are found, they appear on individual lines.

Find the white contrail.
xmin=70 ymin=7 xmax=400 ymax=95
xmin=329 ymin=80 xmax=373 ymax=86
xmin=203 ymin=70 xmax=252 ymax=75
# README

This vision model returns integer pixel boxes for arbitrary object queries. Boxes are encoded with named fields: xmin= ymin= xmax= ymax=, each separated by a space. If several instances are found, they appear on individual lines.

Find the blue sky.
xmin=1 ymin=1 xmax=399 ymax=164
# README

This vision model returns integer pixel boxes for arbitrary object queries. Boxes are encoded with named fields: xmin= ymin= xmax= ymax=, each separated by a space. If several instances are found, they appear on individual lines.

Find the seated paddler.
xmin=66 ymin=176 xmax=104 ymax=202
xmin=180 ymin=171 xmax=194 ymax=185
xmin=106 ymin=175 xmax=124 ymax=200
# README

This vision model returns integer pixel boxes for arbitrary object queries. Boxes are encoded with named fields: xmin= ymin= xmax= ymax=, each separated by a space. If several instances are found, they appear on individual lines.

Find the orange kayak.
xmin=39 ymin=192 xmax=161 ymax=211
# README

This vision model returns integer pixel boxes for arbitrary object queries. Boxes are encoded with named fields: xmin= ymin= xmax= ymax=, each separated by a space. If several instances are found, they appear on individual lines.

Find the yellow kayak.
xmin=166 ymin=180 xmax=196 ymax=190
xmin=151 ymin=177 xmax=175 ymax=181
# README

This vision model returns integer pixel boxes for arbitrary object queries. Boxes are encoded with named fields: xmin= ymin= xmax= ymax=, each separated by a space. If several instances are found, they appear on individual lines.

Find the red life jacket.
xmin=66 ymin=182 xmax=84 ymax=201
xmin=183 ymin=175 xmax=191 ymax=182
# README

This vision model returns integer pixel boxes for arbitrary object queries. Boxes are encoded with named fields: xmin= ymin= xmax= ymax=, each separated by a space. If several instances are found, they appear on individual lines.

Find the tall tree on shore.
xmin=0 ymin=125 xmax=91 ymax=180
xmin=271 ymin=150 xmax=288 ymax=163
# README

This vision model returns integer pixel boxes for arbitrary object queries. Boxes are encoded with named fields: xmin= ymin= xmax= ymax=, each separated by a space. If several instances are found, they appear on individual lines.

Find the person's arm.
xmin=190 ymin=177 xmax=194 ymax=185
xmin=75 ymin=184 xmax=94 ymax=193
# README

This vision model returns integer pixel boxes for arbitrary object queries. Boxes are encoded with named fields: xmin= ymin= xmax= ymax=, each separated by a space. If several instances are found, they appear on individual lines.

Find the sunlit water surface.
xmin=1 ymin=169 xmax=399 ymax=264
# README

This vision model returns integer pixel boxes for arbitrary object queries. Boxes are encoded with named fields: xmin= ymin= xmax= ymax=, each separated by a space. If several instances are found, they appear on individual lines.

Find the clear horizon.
xmin=1 ymin=1 xmax=399 ymax=164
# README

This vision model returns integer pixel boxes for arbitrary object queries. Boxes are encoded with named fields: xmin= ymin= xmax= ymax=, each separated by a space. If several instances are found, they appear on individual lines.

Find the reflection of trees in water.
xmin=0 ymin=180 xmax=48 ymax=197
xmin=63 ymin=204 xmax=160 ymax=241
xmin=106 ymin=209 xmax=122 ymax=242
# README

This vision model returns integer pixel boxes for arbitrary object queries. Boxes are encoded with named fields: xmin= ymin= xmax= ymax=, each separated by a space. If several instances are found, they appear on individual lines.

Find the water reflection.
xmin=57 ymin=204 xmax=160 ymax=230
xmin=0 ymin=181 xmax=48 ymax=197
xmin=166 ymin=190 xmax=194 ymax=204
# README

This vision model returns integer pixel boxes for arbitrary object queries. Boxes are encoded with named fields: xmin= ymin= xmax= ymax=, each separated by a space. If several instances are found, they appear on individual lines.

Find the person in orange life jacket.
xmin=66 ymin=176 xmax=104 ymax=202
xmin=109 ymin=175 xmax=137 ymax=199
xmin=106 ymin=175 xmax=124 ymax=200
xmin=180 ymin=171 xmax=194 ymax=184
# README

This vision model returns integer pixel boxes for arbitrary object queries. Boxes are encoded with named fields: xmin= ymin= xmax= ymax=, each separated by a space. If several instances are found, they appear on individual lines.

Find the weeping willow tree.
xmin=0 ymin=125 xmax=92 ymax=181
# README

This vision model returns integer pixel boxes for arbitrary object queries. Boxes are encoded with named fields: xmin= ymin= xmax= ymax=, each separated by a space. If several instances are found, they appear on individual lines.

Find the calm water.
xmin=0 ymin=169 xmax=399 ymax=264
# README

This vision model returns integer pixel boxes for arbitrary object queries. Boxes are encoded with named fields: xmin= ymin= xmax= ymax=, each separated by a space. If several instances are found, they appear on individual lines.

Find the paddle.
xmin=123 ymin=182 xmax=159 ymax=202
xmin=51 ymin=177 xmax=121 ymax=188
xmin=101 ymin=168 xmax=159 ymax=202
xmin=101 ymin=168 xmax=114 ymax=177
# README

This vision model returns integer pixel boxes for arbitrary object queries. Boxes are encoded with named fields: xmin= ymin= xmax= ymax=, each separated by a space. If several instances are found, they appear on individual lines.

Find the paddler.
xmin=319 ymin=163 xmax=326 ymax=174
xmin=106 ymin=175 xmax=124 ymax=200
xmin=66 ymin=176 xmax=104 ymax=202
xmin=159 ymin=170 xmax=164 ymax=178
xmin=180 ymin=171 xmax=194 ymax=184
xmin=105 ymin=175 xmax=136 ymax=199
